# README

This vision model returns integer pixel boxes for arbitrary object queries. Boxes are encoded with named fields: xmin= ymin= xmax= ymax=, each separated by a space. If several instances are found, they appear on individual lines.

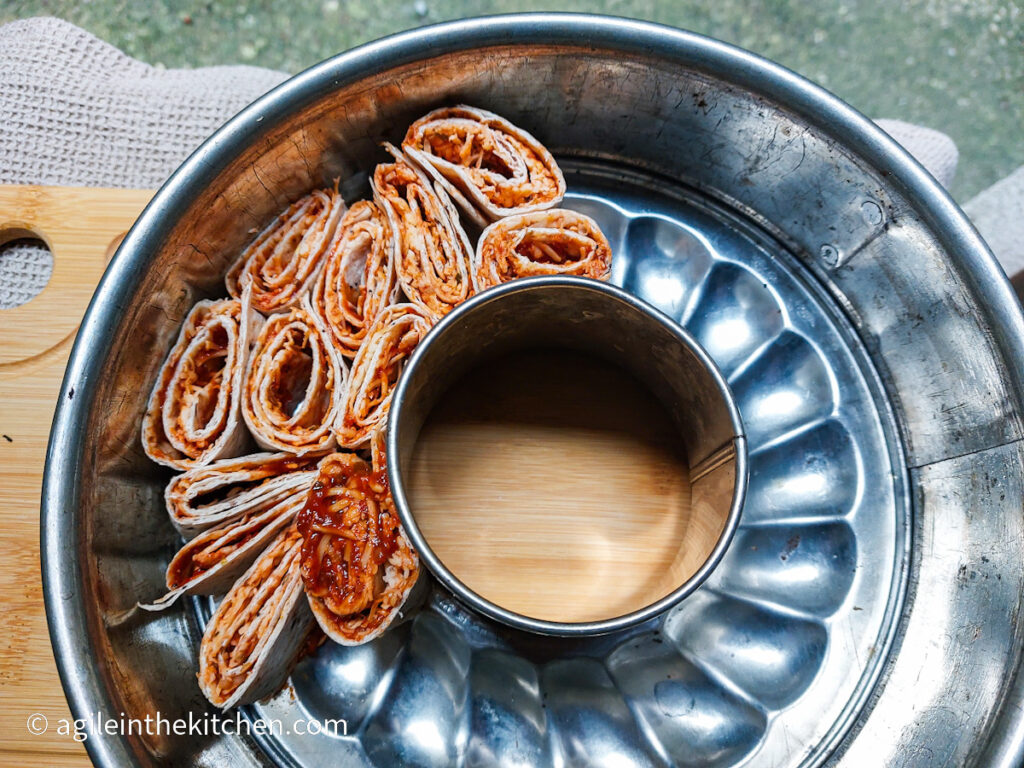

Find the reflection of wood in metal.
xmin=408 ymin=346 xmax=699 ymax=624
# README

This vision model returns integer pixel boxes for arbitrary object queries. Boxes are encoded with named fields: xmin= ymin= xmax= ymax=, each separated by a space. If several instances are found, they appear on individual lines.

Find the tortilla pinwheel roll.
xmin=309 ymin=200 xmax=399 ymax=358
xmin=372 ymin=144 xmax=475 ymax=317
xmin=335 ymin=303 xmax=433 ymax=449
xmin=226 ymin=187 xmax=346 ymax=314
xmin=474 ymin=209 xmax=613 ymax=290
xmin=141 ymin=295 xmax=260 ymax=470
xmin=402 ymin=105 xmax=566 ymax=229
xmin=297 ymin=451 xmax=418 ymax=646
xmin=140 ymin=492 xmax=308 ymax=611
xmin=243 ymin=296 xmax=346 ymax=455
xmin=166 ymin=452 xmax=320 ymax=539
xmin=198 ymin=524 xmax=313 ymax=708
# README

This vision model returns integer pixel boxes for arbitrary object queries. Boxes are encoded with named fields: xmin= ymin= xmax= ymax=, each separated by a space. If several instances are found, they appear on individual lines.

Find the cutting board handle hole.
xmin=0 ymin=227 xmax=53 ymax=310
xmin=0 ymin=185 xmax=151 ymax=365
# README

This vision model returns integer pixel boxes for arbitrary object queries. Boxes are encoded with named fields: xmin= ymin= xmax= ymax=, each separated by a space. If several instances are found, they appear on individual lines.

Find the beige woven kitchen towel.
xmin=0 ymin=16 xmax=288 ymax=308
xmin=0 ymin=16 xmax=1012 ymax=309
xmin=965 ymin=166 xmax=1024 ymax=283
xmin=874 ymin=119 xmax=959 ymax=192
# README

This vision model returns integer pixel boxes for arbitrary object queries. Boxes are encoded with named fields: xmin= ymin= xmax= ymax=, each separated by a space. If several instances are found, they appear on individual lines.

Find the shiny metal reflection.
xmin=387 ymin=276 xmax=747 ymax=636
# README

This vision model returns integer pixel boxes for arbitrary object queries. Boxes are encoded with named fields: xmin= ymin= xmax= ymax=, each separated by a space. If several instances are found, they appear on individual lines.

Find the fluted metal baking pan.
xmin=42 ymin=13 xmax=1024 ymax=768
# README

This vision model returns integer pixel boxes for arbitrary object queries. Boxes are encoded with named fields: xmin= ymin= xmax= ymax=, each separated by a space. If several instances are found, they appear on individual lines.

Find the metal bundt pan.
xmin=42 ymin=14 xmax=1024 ymax=768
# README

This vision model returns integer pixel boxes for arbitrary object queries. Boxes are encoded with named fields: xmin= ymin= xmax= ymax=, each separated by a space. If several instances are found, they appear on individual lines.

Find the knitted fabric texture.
xmin=0 ymin=17 xmax=972 ymax=308
xmin=0 ymin=17 xmax=287 ymax=308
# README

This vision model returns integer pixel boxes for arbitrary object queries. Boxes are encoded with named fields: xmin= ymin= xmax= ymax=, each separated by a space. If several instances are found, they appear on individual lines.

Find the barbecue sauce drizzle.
xmin=297 ymin=455 xmax=400 ymax=631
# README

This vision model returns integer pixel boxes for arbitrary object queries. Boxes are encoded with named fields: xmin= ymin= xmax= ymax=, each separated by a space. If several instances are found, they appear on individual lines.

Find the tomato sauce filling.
xmin=169 ymin=520 xmax=264 ymax=588
xmin=297 ymin=456 xmax=399 ymax=623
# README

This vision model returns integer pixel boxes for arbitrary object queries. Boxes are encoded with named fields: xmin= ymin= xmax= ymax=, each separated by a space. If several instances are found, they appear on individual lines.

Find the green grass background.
xmin=2 ymin=0 xmax=1020 ymax=201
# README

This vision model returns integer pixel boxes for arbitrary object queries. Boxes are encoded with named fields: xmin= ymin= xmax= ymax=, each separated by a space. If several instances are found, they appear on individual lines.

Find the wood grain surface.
xmin=409 ymin=348 xmax=704 ymax=623
xmin=0 ymin=185 xmax=152 ymax=767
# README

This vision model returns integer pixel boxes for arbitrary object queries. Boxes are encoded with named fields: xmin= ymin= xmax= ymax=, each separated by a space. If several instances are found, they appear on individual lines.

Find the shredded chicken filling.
xmin=167 ymin=323 xmax=232 ymax=451
xmin=145 ymin=299 xmax=244 ymax=467
xmin=424 ymin=126 xmax=515 ymax=177
xmin=200 ymin=528 xmax=303 ymax=701
xmin=168 ymin=516 xmax=264 ymax=587
xmin=226 ymin=188 xmax=343 ymax=313
xmin=246 ymin=308 xmax=340 ymax=450
xmin=314 ymin=200 xmax=395 ymax=357
xmin=375 ymin=161 xmax=470 ymax=313
xmin=298 ymin=455 xmax=398 ymax=621
xmin=337 ymin=305 xmax=431 ymax=447
xmin=476 ymin=211 xmax=612 ymax=289
xmin=267 ymin=328 xmax=316 ymax=420
xmin=409 ymin=117 xmax=561 ymax=210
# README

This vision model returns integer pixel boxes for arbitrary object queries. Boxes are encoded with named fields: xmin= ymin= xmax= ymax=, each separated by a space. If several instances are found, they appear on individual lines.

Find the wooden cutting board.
xmin=0 ymin=185 xmax=153 ymax=767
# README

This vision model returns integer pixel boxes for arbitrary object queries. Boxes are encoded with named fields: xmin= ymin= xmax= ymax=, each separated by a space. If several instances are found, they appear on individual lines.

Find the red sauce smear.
xmin=256 ymin=455 xmax=318 ymax=475
xmin=296 ymin=455 xmax=398 ymax=620
xmin=295 ymin=624 xmax=327 ymax=663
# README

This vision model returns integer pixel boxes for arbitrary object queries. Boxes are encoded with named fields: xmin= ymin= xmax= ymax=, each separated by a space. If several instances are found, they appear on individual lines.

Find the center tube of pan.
xmin=407 ymin=345 xmax=693 ymax=623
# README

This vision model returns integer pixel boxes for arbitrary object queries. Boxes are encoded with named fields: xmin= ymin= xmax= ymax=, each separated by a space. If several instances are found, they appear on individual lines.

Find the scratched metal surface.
xmin=42 ymin=15 xmax=1024 ymax=768
xmin=231 ymin=164 xmax=906 ymax=768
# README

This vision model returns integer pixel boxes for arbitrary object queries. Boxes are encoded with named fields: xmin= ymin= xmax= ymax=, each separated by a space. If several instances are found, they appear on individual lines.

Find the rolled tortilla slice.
xmin=474 ymin=209 xmax=613 ymax=291
xmin=243 ymin=295 xmax=346 ymax=455
xmin=140 ymin=493 xmax=306 ymax=612
xmin=226 ymin=187 xmax=346 ymax=314
xmin=309 ymin=200 xmax=399 ymax=358
xmin=335 ymin=303 xmax=433 ymax=449
xmin=167 ymin=452 xmax=320 ymax=539
xmin=402 ymin=105 xmax=566 ymax=228
xmin=372 ymin=143 xmax=475 ymax=316
xmin=198 ymin=524 xmax=313 ymax=708
xmin=141 ymin=294 xmax=260 ymax=470
xmin=297 ymin=452 xmax=418 ymax=646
